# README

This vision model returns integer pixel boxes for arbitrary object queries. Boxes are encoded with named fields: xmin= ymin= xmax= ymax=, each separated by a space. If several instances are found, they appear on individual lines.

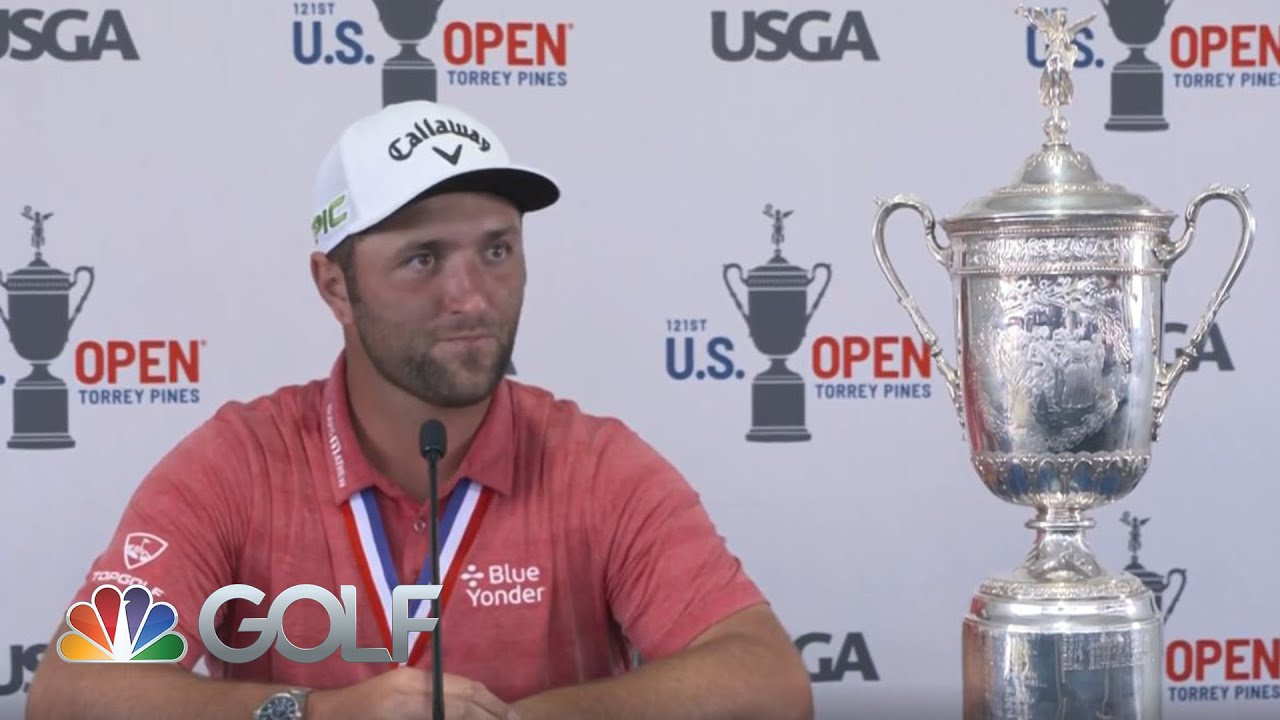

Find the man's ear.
xmin=310 ymin=250 xmax=355 ymax=325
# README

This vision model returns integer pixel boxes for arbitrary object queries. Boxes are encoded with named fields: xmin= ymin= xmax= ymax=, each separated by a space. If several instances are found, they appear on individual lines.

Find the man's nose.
xmin=438 ymin=256 xmax=488 ymax=313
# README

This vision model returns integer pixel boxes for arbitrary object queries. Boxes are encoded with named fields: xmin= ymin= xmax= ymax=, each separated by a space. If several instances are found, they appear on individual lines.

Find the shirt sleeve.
xmin=59 ymin=407 xmax=252 ymax=672
xmin=592 ymin=421 xmax=768 ymax=661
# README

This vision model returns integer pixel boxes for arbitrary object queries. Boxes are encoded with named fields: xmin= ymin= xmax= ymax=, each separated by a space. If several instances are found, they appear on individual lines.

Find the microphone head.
xmin=419 ymin=419 xmax=447 ymax=460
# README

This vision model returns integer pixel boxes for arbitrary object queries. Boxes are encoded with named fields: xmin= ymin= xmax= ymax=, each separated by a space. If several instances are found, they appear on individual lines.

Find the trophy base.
xmin=744 ymin=427 xmax=811 ymax=442
xmin=383 ymin=58 xmax=439 ymax=106
xmin=1104 ymin=116 xmax=1170 ymax=132
xmin=8 ymin=434 xmax=75 ymax=450
xmin=962 ymin=572 xmax=1162 ymax=720
xmin=8 ymin=367 xmax=76 ymax=450
xmin=1106 ymin=60 xmax=1168 ymax=132
xmin=746 ymin=360 xmax=810 ymax=443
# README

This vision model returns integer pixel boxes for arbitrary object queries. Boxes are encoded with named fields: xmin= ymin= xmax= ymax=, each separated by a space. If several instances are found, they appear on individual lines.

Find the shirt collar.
xmin=320 ymin=351 xmax=516 ymax=506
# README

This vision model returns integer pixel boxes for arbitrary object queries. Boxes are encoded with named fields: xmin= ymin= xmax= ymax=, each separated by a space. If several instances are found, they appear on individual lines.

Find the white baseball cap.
xmin=310 ymin=100 xmax=560 ymax=254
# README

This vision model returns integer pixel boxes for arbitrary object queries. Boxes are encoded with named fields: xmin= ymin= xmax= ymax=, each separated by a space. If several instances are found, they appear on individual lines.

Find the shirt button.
xmin=413 ymin=519 xmax=427 ymax=532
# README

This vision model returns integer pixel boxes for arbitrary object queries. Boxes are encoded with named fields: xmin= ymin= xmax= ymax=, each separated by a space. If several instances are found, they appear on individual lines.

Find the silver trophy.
xmin=871 ymin=6 xmax=1254 ymax=718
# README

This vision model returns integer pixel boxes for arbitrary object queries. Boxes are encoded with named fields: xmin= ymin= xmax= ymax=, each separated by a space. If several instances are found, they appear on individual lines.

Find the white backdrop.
xmin=2 ymin=1 xmax=1277 ymax=718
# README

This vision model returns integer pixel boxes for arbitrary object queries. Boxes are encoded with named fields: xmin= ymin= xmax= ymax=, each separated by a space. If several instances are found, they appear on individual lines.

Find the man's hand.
xmin=309 ymin=668 xmax=520 ymax=720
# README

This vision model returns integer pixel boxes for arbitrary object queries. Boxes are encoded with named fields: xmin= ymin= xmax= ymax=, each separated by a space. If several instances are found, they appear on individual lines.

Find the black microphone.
xmin=419 ymin=419 xmax=448 ymax=720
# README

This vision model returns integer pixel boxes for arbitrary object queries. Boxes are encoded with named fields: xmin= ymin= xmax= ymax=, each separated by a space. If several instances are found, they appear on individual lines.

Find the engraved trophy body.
xmin=871 ymin=6 xmax=1253 ymax=718
xmin=724 ymin=205 xmax=832 ymax=442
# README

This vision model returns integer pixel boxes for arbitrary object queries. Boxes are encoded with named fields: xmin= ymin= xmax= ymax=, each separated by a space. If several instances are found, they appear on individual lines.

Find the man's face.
xmin=345 ymin=191 xmax=525 ymax=408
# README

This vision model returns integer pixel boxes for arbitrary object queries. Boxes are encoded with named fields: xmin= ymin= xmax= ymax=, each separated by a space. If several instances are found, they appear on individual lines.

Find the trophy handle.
xmin=1151 ymin=185 xmax=1254 ymax=440
xmin=0 ymin=269 xmax=8 ymax=333
xmin=871 ymin=194 xmax=963 ymax=429
xmin=722 ymin=263 xmax=750 ymax=326
xmin=805 ymin=263 xmax=832 ymax=324
xmin=1162 ymin=568 xmax=1187 ymax=622
xmin=68 ymin=266 xmax=95 ymax=331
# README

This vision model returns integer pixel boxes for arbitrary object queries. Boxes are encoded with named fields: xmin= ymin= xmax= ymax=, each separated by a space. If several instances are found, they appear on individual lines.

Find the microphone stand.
xmin=428 ymin=450 xmax=444 ymax=720
xmin=421 ymin=421 xmax=447 ymax=720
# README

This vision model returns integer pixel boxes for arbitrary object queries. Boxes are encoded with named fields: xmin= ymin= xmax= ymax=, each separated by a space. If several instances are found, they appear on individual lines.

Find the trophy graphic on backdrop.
xmin=1120 ymin=511 xmax=1187 ymax=623
xmin=723 ymin=205 xmax=831 ymax=442
xmin=871 ymin=5 xmax=1254 ymax=717
xmin=373 ymin=0 xmax=445 ymax=106
xmin=1101 ymin=0 xmax=1173 ymax=131
xmin=1 ymin=207 xmax=95 ymax=449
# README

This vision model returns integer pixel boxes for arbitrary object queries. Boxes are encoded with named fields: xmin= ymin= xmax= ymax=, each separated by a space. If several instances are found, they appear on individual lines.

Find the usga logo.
xmin=458 ymin=563 xmax=547 ymax=608
xmin=710 ymin=10 xmax=879 ymax=62
xmin=1 ymin=644 xmax=44 ymax=696
xmin=0 ymin=9 xmax=139 ymax=62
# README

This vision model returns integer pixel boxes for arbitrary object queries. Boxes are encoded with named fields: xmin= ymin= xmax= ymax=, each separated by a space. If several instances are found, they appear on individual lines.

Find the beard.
xmin=351 ymin=300 xmax=517 ymax=408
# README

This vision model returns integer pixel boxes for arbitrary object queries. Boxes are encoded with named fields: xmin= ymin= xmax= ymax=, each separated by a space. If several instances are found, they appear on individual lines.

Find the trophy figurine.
xmin=723 ymin=205 xmax=832 ymax=442
xmin=871 ymin=5 xmax=1254 ymax=718
xmin=372 ymin=0 xmax=445 ymax=106
xmin=1 ymin=207 xmax=95 ymax=449
xmin=1101 ymin=0 xmax=1174 ymax=131
xmin=1120 ymin=512 xmax=1187 ymax=623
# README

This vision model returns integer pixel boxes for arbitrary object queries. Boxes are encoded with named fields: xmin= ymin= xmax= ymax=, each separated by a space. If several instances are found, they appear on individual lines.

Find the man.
xmin=26 ymin=100 xmax=813 ymax=720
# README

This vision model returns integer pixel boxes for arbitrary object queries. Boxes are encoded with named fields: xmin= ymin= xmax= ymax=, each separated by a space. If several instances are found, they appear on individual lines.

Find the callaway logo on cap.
xmin=310 ymin=100 xmax=560 ymax=254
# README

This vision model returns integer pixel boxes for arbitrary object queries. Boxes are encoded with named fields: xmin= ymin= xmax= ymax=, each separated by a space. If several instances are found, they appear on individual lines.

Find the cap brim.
xmin=418 ymin=166 xmax=560 ymax=213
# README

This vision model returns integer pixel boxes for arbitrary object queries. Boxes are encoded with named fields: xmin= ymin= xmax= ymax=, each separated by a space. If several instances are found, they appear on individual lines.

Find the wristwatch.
xmin=253 ymin=688 xmax=311 ymax=720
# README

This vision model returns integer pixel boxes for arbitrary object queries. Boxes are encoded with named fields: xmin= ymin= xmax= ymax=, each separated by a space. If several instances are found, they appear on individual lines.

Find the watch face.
xmin=257 ymin=695 xmax=299 ymax=720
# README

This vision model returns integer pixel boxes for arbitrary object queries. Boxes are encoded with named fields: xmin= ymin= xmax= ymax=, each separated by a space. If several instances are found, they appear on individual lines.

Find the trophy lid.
xmin=744 ymin=253 xmax=810 ymax=287
xmin=942 ymin=6 xmax=1175 ymax=232
xmin=5 ymin=256 xmax=74 ymax=290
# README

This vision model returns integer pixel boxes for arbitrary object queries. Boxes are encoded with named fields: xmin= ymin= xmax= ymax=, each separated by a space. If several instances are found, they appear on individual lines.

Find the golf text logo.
xmin=57 ymin=584 xmax=187 ymax=663
xmin=458 ymin=563 xmax=547 ymax=608
xmin=2 ymin=206 xmax=206 ymax=451
xmin=664 ymin=204 xmax=934 ymax=444
xmin=711 ymin=10 xmax=879 ymax=61
xmin=1117 ymin=511 xmax=1279 ymax=706
xmin=290 ymin=1 xmax=572 ymax=100
xmin=0 ymin=644 xmax=44 ymax=696
xmin=0 ymin=9 xmax=138 ymax=61
xmin=199 ymin=584 xmax=440 ymax=664
xmin=796 ymin=632 xmax=879 ymax=683
xmin=1024 ymin=3 xmax=1280 ymax=133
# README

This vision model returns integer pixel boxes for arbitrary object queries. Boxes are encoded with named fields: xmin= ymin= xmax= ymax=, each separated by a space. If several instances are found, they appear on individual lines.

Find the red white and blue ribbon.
xmin=342 ymin=479 xmax=491 ymax=667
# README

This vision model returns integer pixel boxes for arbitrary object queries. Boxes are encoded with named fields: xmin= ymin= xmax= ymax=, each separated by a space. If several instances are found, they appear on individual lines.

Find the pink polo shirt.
xmin=62 ymin=353 xmax=766 ymax=700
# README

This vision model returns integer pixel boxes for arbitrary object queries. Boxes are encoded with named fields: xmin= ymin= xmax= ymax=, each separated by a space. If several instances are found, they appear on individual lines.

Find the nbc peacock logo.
xmin=56 ymin=584 xmax=187 ymax=663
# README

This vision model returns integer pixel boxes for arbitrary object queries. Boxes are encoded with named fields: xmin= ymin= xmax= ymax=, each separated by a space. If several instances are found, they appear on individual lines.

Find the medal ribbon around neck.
xmin=341 ymin=479 xmax=492 ymax=667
